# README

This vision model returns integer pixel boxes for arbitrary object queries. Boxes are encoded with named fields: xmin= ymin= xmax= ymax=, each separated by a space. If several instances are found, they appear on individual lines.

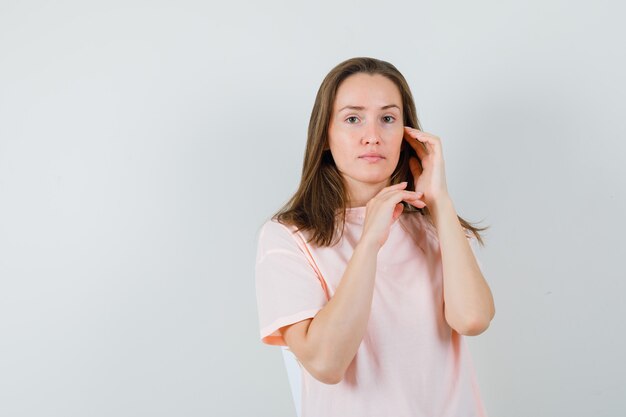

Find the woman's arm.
xmin=282 ymin=183 xmax=424 ymax=384
xmin=402 ymin=127 xmax=495 ymax=336
xmin=429 ymin=196 xmax=496 ymax=336
xmin=282 ymin=237 xmax=379 ymax=384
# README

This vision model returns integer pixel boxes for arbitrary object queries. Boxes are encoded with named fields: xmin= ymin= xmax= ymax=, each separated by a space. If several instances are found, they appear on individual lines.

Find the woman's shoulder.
xmin=256 ymin=218 xmax=327 ymax=276
xmin=258 ymin=217 xmax=296 ymax=239
xmin=257 ymin=217 xmax=310 ymax=250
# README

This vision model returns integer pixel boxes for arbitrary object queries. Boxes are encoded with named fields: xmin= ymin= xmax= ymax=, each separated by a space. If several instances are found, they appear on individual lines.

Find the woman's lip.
xmin=359 ymin=156 xmax=385 ymax=162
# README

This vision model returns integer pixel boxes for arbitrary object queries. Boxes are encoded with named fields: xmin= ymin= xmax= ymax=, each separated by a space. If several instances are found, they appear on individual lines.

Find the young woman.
xmin=255 ymin=57 xmax=495 ymax=417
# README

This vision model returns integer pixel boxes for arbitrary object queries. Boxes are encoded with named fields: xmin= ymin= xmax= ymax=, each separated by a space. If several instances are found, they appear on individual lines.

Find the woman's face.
xmin=327 ymin=73 xmax=404 ymax=196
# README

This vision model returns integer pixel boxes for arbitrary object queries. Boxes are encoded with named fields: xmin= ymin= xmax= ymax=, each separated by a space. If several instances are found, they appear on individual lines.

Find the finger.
xmin=410 ymin=129 xmax=441 ymax=155
xmin=392 ymin=203 xmax=404 ymax=222
xmin=403 ymin=127 xmax=428 ymax=159
xmin=375 ymin=181 xmax=408 ymax=199
xmin=405 ymin=126 xmax=437 ymax=141
xmin=390 ymin=189 xmax=426 ymax=209
xmin=382 ymin=189 xmax=423 ymax=205
xmin=396 ymin=192 xmax=427 ymax=209
xmin=406 ymin=199 xmax=427 ymax=209
xmin=386 ymin=181 xmax=408 ymax=190
xmin=404 ymin=126 xmax=438 ymax=144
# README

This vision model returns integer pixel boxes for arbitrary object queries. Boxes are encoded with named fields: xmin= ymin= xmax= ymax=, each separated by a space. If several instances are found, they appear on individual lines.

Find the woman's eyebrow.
xmin=338 ymin=104 xmax=401 ymax=112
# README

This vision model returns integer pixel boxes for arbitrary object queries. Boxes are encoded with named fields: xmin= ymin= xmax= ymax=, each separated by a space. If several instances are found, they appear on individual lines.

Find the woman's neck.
xmin=344 ymin=177 xmax=391 ymax=207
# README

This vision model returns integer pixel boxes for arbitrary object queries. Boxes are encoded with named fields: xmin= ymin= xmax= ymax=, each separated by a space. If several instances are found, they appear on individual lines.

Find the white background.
xmin=1 ymin=1 xmax=624 ymax=416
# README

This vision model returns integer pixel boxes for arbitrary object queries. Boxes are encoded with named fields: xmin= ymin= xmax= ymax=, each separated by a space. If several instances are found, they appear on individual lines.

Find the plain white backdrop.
xmin=1 ymin=0 xmax=624 ymax=416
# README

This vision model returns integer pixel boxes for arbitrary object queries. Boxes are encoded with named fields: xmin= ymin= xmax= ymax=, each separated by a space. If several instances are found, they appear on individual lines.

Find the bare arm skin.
xmin=430 ymin=196 xmax=496 ymax=336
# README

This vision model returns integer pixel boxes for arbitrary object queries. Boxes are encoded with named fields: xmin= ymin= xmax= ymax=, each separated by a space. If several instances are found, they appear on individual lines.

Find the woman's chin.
xmin=340 ymin=168 xmax=396 ymax=188
xmin=355 ymin=174 xmax=394 ymax=185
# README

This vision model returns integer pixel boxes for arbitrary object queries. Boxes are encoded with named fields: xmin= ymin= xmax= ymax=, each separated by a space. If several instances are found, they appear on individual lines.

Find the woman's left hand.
xmin=403 ymin=126 xmax=450 ymax=207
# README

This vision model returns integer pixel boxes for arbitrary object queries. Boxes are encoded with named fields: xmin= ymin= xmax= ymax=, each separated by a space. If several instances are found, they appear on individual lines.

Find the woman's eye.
xmin=383 ymin=115 xmax=395 ymax=123
xmin=346 ymin=116 xmax=359 ymax=124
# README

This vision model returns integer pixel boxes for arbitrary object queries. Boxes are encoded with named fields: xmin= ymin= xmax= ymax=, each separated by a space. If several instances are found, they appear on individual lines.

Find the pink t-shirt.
xmin=255 ymin=206 xmax=488 ymax=417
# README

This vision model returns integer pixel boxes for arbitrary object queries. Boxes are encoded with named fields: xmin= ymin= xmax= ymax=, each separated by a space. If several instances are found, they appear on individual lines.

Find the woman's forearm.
xmin=430 ymin=196 xmax=495 ymax=335
xmin=305 ymin=238 xmax=379 ymax=382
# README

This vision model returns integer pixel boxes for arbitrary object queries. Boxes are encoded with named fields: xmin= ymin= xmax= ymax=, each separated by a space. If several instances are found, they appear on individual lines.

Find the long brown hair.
xmin=275 ymin=57 xmax=488 ymax=246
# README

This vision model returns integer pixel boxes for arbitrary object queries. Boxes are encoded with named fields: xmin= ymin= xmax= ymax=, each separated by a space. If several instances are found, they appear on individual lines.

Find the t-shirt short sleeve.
xmin=255 ymin=219 xmax=329 ymax=346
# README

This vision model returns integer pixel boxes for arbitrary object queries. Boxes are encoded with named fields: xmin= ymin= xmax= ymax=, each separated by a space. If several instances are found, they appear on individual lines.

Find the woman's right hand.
xmin=360 ymin=182 xmax=426 ymax=250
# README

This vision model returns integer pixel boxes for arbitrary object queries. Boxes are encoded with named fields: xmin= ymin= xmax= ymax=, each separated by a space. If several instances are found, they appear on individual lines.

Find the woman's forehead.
xmin=334 ymin=73 xmax=402 ymax=111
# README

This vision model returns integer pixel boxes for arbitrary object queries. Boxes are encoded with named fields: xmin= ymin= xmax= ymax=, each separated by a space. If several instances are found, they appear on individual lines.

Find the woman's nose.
xmin=361 ymin=123 xmax=381 ymax=145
